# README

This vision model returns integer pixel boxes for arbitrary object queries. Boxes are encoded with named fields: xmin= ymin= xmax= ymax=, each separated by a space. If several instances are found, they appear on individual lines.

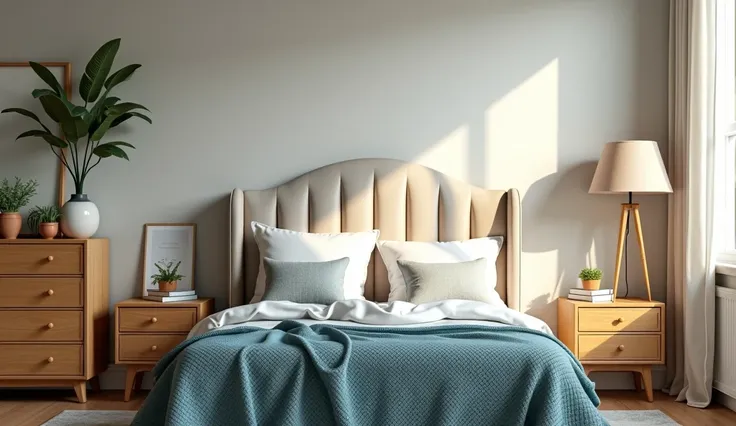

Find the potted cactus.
xmin=27 ymin=205 xmax=61 ymax=239
xmin=578 ymin=267 xmax=603 ymax=290
xmin=150 ymin=259 xmax=185 ymax=292
xmin=0 ymin=177 xmax=38 ymax=239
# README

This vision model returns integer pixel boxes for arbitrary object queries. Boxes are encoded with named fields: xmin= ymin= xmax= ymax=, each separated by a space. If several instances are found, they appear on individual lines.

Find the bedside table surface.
xmin=117 ymin=297 xmax=214 ymax=307
xmin=560 ymin=297 xmax=663 ymax=307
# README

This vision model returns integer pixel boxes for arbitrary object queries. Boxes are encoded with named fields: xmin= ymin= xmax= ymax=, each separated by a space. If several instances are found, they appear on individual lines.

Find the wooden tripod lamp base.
xmin=612 ymin=203 xmax=652 ymax=302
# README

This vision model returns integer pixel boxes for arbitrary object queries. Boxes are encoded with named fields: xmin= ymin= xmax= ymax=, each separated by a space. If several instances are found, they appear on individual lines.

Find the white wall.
xmin=0 ymin=0 xmax=669 ymax=377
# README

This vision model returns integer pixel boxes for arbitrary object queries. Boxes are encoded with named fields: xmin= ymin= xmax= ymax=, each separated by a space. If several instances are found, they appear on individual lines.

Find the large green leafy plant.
xmin=1 ymin=39 xmax=151 ymax=194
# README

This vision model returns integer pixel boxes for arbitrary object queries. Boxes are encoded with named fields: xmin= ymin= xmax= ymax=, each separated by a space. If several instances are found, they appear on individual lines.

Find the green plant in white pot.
xmin=1 ymin=39 xmax=150 ymax=238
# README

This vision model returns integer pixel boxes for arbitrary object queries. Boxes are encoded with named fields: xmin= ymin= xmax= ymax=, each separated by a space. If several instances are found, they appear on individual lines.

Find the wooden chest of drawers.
xmin=557 ymin=297 xmax=665 ymax=402
xmin=0 ymin=239 xmax=109 ymax=403
xmin=115 ymin=297 xmax=214 ymax=401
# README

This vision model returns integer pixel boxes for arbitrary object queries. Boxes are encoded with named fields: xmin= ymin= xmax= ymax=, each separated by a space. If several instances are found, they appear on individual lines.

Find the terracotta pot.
xmin=38 ymin=222 xmax=59 ymax=239
xmin=582 ymin=279 xmax=601 ymax=290
xmin=158 ymin=281 xmax=177 ymax=292
xmin=0 ymin=213 xmax=22 ymax=239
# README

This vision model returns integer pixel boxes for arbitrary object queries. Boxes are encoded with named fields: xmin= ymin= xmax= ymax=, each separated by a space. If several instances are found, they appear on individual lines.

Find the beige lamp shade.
xmin=589 ymin=140 xmax=673 ymax=194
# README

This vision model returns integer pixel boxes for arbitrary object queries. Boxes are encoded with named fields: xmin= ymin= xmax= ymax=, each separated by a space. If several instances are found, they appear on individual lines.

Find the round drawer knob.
xmin=151 ymin=345 xmax=158 ymax=351
xmin=617 ymin=345 xmax=625 ymax=351
xmin=47 ymin=256 xmax=54 ymax=262
xmin=47 ymin=323 xmax=54 ymax=329
xmin=47 ymin=357 xmax=54 ymax=363
xmin=151 ymin=317 xmax=158 ymax=323
xmin=617 ymin=317 xmax=625 ymax=323
xmin=46 ymin=289 xmax=54 ymax=296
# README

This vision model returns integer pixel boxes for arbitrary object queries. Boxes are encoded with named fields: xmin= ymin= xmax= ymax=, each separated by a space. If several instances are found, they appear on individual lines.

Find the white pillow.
xmin=376 ymin=237 xmax=504 ymax=304
xmin=250 ymin=221 xmax=379 ymax=303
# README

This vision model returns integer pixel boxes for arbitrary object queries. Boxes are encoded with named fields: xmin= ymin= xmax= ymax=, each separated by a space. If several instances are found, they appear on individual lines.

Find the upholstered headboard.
xmin=229 ymin=158 xmax=521 ymax=310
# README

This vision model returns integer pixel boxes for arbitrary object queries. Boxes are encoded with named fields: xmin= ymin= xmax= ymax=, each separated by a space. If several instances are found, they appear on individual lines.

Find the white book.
xmin=567 ymin=294 xmax=613 ymax=303
xmin=147 ymin=290 xmax=197 ymax=297
xmin=569 ymin=288 xmax=613 ymax=296
xmin=143 ymin=295 xmax=198 ymax=303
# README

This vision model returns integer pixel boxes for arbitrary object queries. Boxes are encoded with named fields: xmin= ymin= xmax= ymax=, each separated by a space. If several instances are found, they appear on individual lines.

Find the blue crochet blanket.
xmin=132 ymin=321 xmax=606 ymax=426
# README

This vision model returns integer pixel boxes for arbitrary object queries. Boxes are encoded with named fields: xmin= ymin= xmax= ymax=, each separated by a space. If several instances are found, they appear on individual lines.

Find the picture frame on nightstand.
xmin=141 ymin=223 xmax=196 ymax=296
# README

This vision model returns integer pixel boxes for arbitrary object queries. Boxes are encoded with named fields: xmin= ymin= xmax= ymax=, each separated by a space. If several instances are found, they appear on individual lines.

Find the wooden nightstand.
xmin=557 ymin=297 xmax=665 ymax=402
xmin=115 ymin=297 xmax=214 ymax=401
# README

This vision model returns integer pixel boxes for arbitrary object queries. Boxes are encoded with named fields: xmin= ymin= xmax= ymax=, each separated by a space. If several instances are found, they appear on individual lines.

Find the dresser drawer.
xmin=118 ymin=308 xmax=197 ymax=333
xmin=578 ymin=307 xmax=661 ymax=332
xmin=0 ymin=311 xmax=82 ymax=342
xmin=118 ymin=334 xmax=185 ymax=362
xmin=0 ymin=244 xmax=83 ymax=275
xmin=0 ymin=278 xmax=83 ymax=308
xmin=579 ymin=334 xmax=661 ymax=361
xmin=0 ymin=344 xmax=82 ymax=376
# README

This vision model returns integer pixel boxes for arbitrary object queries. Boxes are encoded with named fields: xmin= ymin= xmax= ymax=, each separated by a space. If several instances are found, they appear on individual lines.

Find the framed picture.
xmin=142 ymin=223 xmax=196 ymax=296
xmin=0 ymin=62 xmax=71 ymax=209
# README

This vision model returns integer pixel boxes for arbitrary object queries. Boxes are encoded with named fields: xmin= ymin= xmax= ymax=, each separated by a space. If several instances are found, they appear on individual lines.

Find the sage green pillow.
xmin=396 ymin=258 xmax=491 ymax=304
xmin=262 ymin=257 xmax=349 ymax=304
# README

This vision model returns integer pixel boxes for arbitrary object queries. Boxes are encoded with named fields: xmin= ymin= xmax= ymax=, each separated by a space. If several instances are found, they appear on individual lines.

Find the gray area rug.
xmin=41 ymin=409 xmax=680 ymax=425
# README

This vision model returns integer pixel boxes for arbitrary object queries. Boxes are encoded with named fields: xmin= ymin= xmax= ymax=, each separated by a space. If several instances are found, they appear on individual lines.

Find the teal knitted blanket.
xmin=133 ymin=321 xmax=606 ymax=425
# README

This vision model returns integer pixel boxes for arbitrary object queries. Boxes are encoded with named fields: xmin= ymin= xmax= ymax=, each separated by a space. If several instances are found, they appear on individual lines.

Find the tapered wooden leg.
xmin=633 ymin=372 xmax=641 ymax=391
xmin=134 ymin=371 xmax=143 ymax=391
xmin=73 ymin=381 xmax=87 ymax=403
xmin=641 ymin=365 xmax=653 ymax=402
xmin=90 ymin=376 xmax=101 ymax=392
xmin=632 ymin=207 xmax=652 ymax=301
xmin=612 ymin=205 xmax=630 ymax=301
xmin=124 ymin=366 xmax=138 ymax=402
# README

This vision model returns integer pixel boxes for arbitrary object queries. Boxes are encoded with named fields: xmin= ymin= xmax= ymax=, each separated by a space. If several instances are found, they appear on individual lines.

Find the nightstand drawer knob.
xmin=617 ymin=317 xmax=625 ymax=323
xmin=47 ymin=357 xmax=54 ymax=363
xmin=47 ymin=256 xmax=54 ymax=262
xmin=151 ymin=317 xmax=158 ymax=323
xmin=151 ymin=345 xmax=158 ymax=351
xmin=46 ymin=323 xmax=54 ymax=329
xmin=46 ymin=289 xmax=54 ymax=296
xmin=617 ymin=345 xmax=625 ymax=351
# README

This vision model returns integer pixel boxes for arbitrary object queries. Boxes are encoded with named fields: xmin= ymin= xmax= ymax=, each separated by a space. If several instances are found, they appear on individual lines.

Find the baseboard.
xmin=714 ymin=390 xmax=736 ymax=412
xmin=95 ymin=364 xmax=668 ymax=391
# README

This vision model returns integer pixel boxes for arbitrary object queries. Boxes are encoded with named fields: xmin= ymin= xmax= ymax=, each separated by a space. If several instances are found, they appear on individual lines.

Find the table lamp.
xmin=589 ymin=140 xmax=673 ymax=301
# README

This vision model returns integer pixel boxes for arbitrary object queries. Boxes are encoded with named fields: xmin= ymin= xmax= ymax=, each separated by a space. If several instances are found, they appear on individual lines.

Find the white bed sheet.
xmin=189 ymin=299 xmax=552 ymax=338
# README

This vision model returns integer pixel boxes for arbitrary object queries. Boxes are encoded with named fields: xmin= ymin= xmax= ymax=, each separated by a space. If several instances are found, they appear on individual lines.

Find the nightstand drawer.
xmin=0 ymin=344 xmax=83 ymax=376
xmin=118 ymin=334 xmax=185 ymax=361
xmin=0 ymin=311 xmax=83 ymax=341
xmin=0 ymin=278 xmax=83 ymax=308
xmin=0 ymin=244 xmax=83 ymax=275
xmin=579 ymin=334 xmax=661 ymax=361
xmin=578 ymin=307 xmax=661 ymax=332
xmin=119 ymin=308 xmax=197 ymax=333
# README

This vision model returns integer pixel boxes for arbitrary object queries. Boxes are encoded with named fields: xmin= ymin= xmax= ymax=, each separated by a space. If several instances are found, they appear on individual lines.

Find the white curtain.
xmin=666 ymin=0 xmax=721 ymax=408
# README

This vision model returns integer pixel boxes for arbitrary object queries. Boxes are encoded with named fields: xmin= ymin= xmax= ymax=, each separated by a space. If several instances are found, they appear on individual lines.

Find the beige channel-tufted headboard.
xmin=229 ymin=158 xmax=521 ymax=310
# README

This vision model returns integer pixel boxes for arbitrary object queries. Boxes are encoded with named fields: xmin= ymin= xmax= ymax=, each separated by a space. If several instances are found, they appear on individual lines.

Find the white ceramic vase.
xmin=60 ymin=194 xmax=100 ymax=238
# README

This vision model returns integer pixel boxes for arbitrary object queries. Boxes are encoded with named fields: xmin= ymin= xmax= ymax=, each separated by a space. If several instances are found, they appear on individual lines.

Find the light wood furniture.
xmin=115 ymin=298 xmax=214 ymax=401
xmin=0 ymin=239 xmax=109 ymax=403
xmin=613 ymin=203 xmax=652 ymax=301
xmin=558 ymin=297 xmax=665 ymax=402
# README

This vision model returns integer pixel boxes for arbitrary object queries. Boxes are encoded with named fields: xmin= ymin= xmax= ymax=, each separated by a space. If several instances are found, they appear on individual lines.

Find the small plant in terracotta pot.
xmin=27 ymin=205 xmax=61 ymax=239
xmin=0 ymin=177 xmax=38 ymax=239
xmin=151 ymin=259 xmax=185 ymax=292
xmin=579 ymin=267 xmax=603 ymax=290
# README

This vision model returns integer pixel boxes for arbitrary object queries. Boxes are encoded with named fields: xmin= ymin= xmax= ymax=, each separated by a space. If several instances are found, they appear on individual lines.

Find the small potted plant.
xmin=0 ymin=177 xmax=38 ymax=239
xmin=150 ymin=259 xmax=185 ymax=292
xmin=579 ymin=267 xmax=603 ymax=290
xmin=27 ymin=205 xmax=61 ymax=239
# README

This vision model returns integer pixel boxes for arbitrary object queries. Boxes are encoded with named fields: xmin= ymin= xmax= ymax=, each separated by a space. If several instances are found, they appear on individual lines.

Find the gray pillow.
xmin=396 ymin=258 xmax=491 ymax=304
xmin=262 ymin=257 xmax=349 ymax=304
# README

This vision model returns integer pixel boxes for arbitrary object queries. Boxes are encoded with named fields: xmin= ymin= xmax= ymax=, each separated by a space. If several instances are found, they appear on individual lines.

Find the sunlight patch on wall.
xmin=414 ymin=124 xmax=470 ymax=182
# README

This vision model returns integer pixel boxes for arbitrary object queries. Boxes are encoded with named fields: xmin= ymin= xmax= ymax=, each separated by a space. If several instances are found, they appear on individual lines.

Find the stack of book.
xmin=143 ymin=290 xmax=198 ymax=303
xmin=567 ymin=288 xmax=613 ymax=303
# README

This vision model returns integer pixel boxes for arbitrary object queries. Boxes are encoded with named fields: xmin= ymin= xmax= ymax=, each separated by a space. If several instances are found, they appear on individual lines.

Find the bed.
xmin=133 ymin=159 xmax=605 ymax=425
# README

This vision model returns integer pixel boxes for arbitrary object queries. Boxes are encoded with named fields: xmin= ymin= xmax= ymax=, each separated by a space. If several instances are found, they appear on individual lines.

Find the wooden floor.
xmin=0 ymin=389 xmax=734 ymax=426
